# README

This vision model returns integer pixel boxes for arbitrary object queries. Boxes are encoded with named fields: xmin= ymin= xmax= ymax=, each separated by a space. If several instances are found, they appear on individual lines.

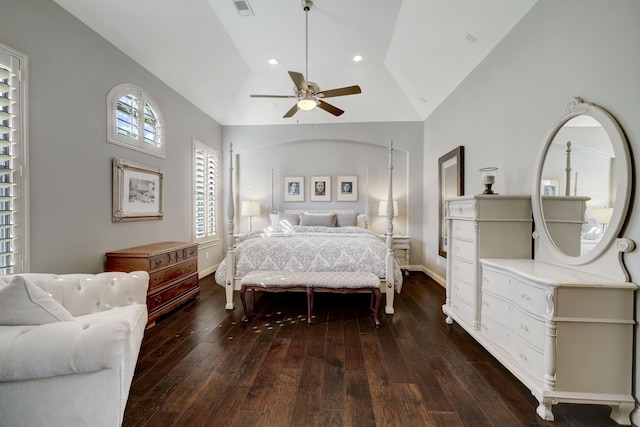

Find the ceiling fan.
xmin=249 ymin=0 xmax=361 ymax=118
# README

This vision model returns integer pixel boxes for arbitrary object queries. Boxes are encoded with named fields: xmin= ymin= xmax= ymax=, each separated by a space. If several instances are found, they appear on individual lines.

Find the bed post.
xmin=384 ymin=140 xmax=395 ymax=314
xmin=225 ymin=143 xmax=236 ymax=310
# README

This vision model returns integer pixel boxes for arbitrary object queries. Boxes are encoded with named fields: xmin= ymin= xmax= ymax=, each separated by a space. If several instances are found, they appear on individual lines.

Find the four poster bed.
xmin=214 ymin=141 xmax=402 ymax=315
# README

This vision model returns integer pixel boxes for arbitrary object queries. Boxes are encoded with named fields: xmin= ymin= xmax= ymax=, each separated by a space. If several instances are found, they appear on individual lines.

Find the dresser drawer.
xmin=482 ymin=268 xmax=510 ymax=294
xmin=149 ymin=259 xmax=197 ymax=290
xmin=511 ymin=279 xmax=547 ymax=316
xmin=481 ymin=291 xmax=512 ymax=321
xmin=451 ymin=278 xmax=475 ymax=305
xmin=449 ymin=296 xmax=475 ymax=326
xmin=149 ymin=248 xmax=191 ymax=271
xmin=447 ymin=200 xmax=475 ymax=219
xmin=513 ymin=307 xmax=545 ymax=350
xmin=451 ymin=257 xmax=475 ymax=285
xmin=451 ymin=219 xmax=476 ymax=241
xmin=513 ymin=335 xmax=544 ymax=380
xmin=481 ymin=314 xmax=512 ymax=350
xmin=147 ymin=273 xmax=199 ymax=313
xmin=450 ymin=238 xmax=476 ymax=262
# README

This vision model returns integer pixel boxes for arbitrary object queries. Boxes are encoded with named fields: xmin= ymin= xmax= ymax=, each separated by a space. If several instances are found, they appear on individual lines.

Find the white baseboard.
xmin=199 ymin=263 xmax=218 ymax=279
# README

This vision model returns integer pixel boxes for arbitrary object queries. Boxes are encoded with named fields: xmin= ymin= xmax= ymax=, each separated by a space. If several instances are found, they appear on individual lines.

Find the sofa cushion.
xmin=0 ymin=276 xmax=74 ymax=325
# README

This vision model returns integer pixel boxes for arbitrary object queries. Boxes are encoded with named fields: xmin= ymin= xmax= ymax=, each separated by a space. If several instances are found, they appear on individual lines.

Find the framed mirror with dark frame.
xmin=438 ymin=146 xmax=465 ymax=258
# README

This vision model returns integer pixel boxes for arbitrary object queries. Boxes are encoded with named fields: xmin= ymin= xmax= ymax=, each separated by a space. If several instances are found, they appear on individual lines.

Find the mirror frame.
xmin=532 ymin=97 xmax=632 ymax=266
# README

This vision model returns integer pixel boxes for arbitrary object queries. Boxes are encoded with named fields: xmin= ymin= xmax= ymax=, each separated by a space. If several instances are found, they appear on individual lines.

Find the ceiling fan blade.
xmin=317 ymin=100 xmax=344 ymax=116
xmin=318 ymin=85 xmax=361 ymax=98
xmin=288 ymin=71 xmax=309 ymax=92
xmin=283 ymin=104 xmax=299 ymax=118
xmin=250 ymin=94 xmax=293 ymax=99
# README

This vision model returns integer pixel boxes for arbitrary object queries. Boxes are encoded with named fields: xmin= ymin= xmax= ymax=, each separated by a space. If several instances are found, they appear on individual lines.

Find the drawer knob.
xmin=520 ymin=293 xmax=530 ymax=300
xmin=155 ymin=295 xmax=162 ymax=303
xmin=520 ymin=323 xmax=529 ymax=331
xmin=458 ymin=206 xmax=463 ymax=214
xmin=519 ymin=353 xmax=528 ymax=361
xmin=483 ymin=302 xmax=489 ymax=307
xmin=155 ymin=259 xmax=162 ymax=266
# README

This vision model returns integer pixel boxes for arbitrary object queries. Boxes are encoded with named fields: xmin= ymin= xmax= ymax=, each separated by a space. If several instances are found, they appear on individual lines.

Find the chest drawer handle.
xmin=520 ymin=293 xmax=530 ymax=301
xmin=519 ymin=353 xmax=528 ymax=361
xmin=520 ymin=323 xmax=529 ymax=331
xmin=483 ymin=302 xmax=489 ymax=308
xmin=155 ymin=259 xmax=162 ymax=266
xmin=458 ymin=206 xmax=463 ymax=215
xmin=155 ymin=295 xmax=162 ymax=303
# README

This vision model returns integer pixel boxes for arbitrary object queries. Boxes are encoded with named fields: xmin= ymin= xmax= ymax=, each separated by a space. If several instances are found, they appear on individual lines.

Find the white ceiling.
xmin=52 ymin=0 xmax=537 ymax=126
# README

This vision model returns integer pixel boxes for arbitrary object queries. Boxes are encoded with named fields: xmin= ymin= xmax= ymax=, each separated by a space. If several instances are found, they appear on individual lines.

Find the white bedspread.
xmin=214 ymin=226 xmax=403 ymax=292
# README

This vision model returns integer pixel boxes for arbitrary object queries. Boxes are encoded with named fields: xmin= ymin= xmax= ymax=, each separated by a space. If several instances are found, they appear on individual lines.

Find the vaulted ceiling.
xmin=52 ymin=0 xmax=537 ymax=126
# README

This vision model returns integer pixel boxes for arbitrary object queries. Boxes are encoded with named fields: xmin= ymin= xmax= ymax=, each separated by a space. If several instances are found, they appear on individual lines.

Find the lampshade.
xmin=590 ymin=207 xmax=613 ymax=225
xmin=241 ymin=201 xmax=260 ymax=217
xmin=378 ymin=200 xmax=398 ymax=217
xmin=297 ymin=97 xmax=317 ymax=111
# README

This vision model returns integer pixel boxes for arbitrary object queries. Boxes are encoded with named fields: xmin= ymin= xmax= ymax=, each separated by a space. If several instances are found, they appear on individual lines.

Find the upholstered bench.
xmin=239 ymin=271 xmax=381 ymax=326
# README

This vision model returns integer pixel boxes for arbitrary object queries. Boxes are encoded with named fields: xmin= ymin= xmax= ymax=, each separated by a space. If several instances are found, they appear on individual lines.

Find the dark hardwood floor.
xmin=123 ymin=272 xmax=621 ymax=427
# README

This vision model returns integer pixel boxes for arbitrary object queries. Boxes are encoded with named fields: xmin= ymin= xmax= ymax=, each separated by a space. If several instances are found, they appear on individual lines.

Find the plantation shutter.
xmin=194 ymin=141 xmax=217 ymax=241
xmin=0 ymin=45 xmax=26 ymax=274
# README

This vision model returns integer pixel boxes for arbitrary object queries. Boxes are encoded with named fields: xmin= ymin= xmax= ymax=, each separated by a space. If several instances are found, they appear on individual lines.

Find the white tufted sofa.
xmin=0 ymin=271 xmax=149 ymax=427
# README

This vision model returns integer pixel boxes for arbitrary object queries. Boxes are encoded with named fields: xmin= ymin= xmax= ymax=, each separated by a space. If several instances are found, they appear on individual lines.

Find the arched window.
xmin=107 ymin=83 xmax=164 ymax=158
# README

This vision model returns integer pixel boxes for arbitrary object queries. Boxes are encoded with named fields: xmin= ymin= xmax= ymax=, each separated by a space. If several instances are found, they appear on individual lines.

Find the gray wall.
xmin=0 ymin=0 xmax=223 ymax=273
xmin=422 ymin=0 xmax=640 ymax=416
xmin=222 ymin=122 xmax=424 ymax=264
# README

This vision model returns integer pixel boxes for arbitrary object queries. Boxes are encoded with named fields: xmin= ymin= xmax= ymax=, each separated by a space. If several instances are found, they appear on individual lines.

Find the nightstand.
xmin=378 ymin=234 xmax=410 ymax=267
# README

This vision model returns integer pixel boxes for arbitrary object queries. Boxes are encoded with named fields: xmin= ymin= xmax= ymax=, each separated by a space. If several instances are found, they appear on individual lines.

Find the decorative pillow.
xmin=299 ymin=212 xmax=336 ymax=227
xmin=278 ymin=212 xmax=300 ymax=225
xmin=335 ymin=212 xmax=358 ymax=227
xmin=0 ymin=276 xmax=74 ymax=325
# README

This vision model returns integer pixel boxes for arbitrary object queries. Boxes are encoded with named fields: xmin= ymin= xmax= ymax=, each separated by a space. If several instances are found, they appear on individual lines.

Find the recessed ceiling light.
xmin=267 ymin=58 xmax=279 ymax=65
xmin=352 ymin=54 xmax=364 ymax=63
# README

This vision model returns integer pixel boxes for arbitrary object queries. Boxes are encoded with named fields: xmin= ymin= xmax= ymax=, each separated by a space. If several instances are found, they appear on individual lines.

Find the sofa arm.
xmin=0 ymin=318 xmax=130 ymax=382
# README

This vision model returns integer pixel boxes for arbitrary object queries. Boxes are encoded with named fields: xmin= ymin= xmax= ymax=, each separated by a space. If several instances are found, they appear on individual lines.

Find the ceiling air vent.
xmin=233 ymin=0 xmax=254 ymax=17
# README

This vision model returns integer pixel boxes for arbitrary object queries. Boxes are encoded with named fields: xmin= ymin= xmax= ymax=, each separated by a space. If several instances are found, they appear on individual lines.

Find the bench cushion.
xmin=240 ymin=271 xmax=379 ymax=289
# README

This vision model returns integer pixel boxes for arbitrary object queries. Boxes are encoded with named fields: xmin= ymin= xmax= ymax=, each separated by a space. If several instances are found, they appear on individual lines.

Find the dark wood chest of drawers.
xmin=105 ymin=241 xmax=199 ymax=327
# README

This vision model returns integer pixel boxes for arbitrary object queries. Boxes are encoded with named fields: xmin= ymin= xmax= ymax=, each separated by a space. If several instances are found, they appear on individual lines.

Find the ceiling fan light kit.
xmin=249 ymin=0 xmax=361 ymax=118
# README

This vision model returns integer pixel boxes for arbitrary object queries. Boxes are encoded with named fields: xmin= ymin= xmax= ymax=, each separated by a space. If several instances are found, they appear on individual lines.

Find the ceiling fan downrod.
xmin=302 ymin=0 xmax=312 ymax=82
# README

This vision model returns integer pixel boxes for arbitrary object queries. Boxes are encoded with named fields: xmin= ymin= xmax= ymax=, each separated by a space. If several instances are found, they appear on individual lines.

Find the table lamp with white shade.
xmin=378 ymin=200 xmax=398 ymax=217
xmin=241 ymin=200 xmax=260 ymax=232
xmin=590 ymin=207 xmax=613 ymax=233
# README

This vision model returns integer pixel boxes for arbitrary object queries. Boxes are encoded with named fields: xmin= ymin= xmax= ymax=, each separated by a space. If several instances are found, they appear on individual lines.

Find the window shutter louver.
xmin=0 ymin=44 xmax=26 ymax=274
xmin=193 ymin=141 xmax=218 ymax=242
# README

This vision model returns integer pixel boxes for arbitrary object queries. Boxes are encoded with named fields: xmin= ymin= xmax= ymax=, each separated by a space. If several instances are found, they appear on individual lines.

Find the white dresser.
xmin=480 ymin=258 xmax=636 ymax=423
xmin=443 ymin=195 xmax=532 ymax=330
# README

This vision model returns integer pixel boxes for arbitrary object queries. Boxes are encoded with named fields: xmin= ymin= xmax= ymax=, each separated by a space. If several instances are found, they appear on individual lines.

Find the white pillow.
xmin=335 ymin=212 xmax=358 ymax=227
xmin=0 ymin=276 xmax=74 ymax=325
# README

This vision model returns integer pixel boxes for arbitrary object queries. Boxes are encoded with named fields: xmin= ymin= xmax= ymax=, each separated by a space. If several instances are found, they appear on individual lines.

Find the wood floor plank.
xmin=360 ymin=334 xmax=403 ymax=426
xmin=393 ymin=383 xmax=435 ymax=427
xmin=243 ymin=337 xmax=291 ymax=411
xmin=253 ymin=368 xmax=302 ymax=427
xmin=345 ymin=370 xmax=376 ymax=427
xmin=322 ymin=336 xmax=346 ymax=410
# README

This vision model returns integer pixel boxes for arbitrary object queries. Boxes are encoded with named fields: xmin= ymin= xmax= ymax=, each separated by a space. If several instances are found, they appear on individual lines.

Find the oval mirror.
xmin=532 ymin=98 xmax=631 ymax=265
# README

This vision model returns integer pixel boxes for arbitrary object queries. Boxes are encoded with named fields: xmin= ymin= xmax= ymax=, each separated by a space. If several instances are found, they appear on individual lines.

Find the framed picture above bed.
xmin=336 ymin=175 xmax=357 ymax=201
xmin=284 ymin=176 xmax=304 ymax=202
xmin=310 ymin=176 xmax=331 ymax=202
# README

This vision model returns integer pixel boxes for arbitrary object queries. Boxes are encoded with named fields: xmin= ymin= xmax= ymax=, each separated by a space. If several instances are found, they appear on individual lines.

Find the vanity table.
xmin=444 ymin=98 xmax=637 ymax=424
